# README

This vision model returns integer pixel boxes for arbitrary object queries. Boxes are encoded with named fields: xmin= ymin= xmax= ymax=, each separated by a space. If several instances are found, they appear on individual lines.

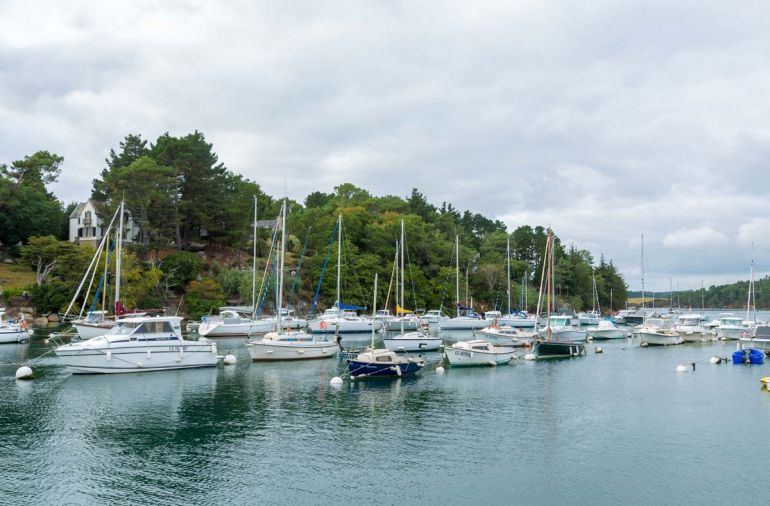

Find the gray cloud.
xmin=1 ymin=0 xmax=769 ymax=291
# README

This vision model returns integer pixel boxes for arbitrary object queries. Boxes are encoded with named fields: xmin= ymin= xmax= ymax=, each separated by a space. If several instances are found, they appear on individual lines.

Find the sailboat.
xmin=532 ymin=229 xmax=587 ymax=358
xmin=438 ymin=235 xmax=491 ymax=331
xmin=68 ymin=201 xmax=146 ymax=339
xmin=308 ymin=214 xmax=382 ymax=333
xmin=577 ymin=269 xmax=601 ymax=325
xmin=199 ymin=196 xmax=275 ymax=337
xmin=245 ymin=200 xmax=338 ymax=361
xmin=383 ymin=220 xmax=442 ymax=351
xmin=347 ymin=274 xmax=426 ymax=378
xmin=495 ymin=236 xmax=537 ymax=329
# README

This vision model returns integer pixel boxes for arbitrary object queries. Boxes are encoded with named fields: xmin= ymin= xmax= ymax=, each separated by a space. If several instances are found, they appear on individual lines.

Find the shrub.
xmin=185 ymin=277 xmax=225 ymax=319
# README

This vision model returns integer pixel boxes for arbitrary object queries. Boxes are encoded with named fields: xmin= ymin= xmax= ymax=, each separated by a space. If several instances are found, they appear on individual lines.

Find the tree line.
xmin=0 ymin=132 xmax=628 ymax=318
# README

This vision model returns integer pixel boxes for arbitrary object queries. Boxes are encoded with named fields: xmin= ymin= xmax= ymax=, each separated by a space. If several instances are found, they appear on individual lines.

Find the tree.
xmin=19 ymin=236 xmax=84 ymax=285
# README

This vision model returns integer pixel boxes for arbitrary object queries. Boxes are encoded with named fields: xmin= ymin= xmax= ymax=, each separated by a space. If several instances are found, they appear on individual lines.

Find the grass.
xmin=0 ymin=262 xmax=36 ymax=291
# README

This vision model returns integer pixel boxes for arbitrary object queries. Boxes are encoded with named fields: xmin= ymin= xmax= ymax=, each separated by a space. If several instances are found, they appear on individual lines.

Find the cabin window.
xmin=472 ymin=346 xmax=487 ymax=351
xmin=376 ymin=356 xmax=391 ymax=363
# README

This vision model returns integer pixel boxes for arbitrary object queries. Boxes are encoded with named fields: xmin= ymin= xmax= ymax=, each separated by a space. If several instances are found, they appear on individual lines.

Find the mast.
xmin=669 ymin=278 xmax=673 ymax=309
xmin=371 ymin=273 xmax=378 ymax=350
xmin=276 ymin=200 xmax=286 ymax=332
xmin=642 ymin=234 xmax=644 ymax=310
xmin=455 ymin=235 xmax=460 ymax=316
xmin=251 ymin=195 xmax=257 ymax=316
xmin=102 ymin=230 xmax=109 ymax=312
xmin=115 ymin=200 xmax=124 ymax=314
xmin=546 ymin=230 xmax=553 ymax=341
xmin=701 ymin=280 xmax=704 ymax=310
xmin=507 ymin=236 xmax=511 ymax=315
xmin=400 ymin=220 xmax=405 ymax=334
xmin=747 ymin=248 xmax=754 ymax=322
xmin=336 ymin=214 xmax=342 ymax=307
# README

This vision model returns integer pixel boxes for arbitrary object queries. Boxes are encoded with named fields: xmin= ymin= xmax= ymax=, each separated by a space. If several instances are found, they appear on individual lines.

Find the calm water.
xmin=2 ymin=318 xmax=770 ymax=505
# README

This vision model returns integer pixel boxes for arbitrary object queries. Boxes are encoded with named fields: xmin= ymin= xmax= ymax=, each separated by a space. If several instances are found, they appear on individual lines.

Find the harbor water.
xmin=2 ymin=320 xmax=769 ymax=505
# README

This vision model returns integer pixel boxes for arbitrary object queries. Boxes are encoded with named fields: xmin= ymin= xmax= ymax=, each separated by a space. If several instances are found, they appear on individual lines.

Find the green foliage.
xmin=27 ymin=280 xmax=71 ymax=314
xmin=161 ymin=251 xmax=203 ymax=287
xmin=185 ymin=278 xmax=226 ymax=319
xmin=0 ymin=151 xmax=66 ymax=246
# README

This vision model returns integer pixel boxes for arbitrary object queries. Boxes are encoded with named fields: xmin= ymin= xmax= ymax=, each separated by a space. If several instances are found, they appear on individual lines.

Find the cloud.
xmin=662 ymin=226 xmax=729 ymax=249
xmin=1 ymin=0 xmax=770 ymax=290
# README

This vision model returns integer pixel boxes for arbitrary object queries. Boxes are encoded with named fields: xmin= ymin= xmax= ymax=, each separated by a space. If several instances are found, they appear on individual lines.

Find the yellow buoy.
xmin=761 ymin=377 xmax=770 ymax=389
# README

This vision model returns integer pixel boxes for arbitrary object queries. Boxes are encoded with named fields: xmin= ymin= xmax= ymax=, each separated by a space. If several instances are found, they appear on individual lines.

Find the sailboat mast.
xmin=252 ymin=196 xmax=258 ymax=316
xmin=455 ymin=235 xmax=460 ymax=315
xmin=115 ymin=200 xmax=124 ymax=313
xmin=642 ymin=234 xmax=644 ymax=310
xmin=507 ymin=236 xmax=511 ymax=315
xmin=371 ymin=273 xmax=378 ymax=350
xmin=102 ymin=230 xmax=109 ymax=312
xmin=546 ymin=231 xmax=553 ymax=340
xmin=276 ymin=200 xmax=286 ymax=331
xmin=400 ymin=220 xmax=405 ymax=334
xmin=336 ymin=214 xmax=342 ymax=307
xmin=747 ymin=249 xmax=754 ymax=322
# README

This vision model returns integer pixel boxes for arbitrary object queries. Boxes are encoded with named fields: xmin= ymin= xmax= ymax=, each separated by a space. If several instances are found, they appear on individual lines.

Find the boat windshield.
xmin=679 ymin=318 xmax=700 ymax=326
xmin=107 ymin=322 xmax=141 ymax=336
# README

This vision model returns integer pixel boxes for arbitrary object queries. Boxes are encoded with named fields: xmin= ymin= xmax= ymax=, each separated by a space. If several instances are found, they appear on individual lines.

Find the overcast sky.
xmin=1 ymin=0 xmax=768 ymax=292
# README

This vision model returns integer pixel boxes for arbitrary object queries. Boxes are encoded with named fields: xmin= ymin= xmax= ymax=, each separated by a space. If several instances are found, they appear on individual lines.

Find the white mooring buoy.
xmin=435 ymin=366 xmax=445 ymax=374
xmin=524 ymin=353 xmax=536 ymax=361
xmin=710 ymin=356 xmax=721 ymax=364
xmin=330 ymin=376 xmax=343 ymax=387
xmin=223 ymin=354 xmax=237 ymax=365
xmin=15 ymin=366 xmax=33 ymax=380
xmin=594 ymin=346 xmax=603 ymax=354
xmin=676 ymin=364 xmax=687 ymax=372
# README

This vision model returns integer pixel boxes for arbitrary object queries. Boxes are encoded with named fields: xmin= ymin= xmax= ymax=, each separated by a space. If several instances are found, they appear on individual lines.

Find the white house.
xmin=68 ymin=200 xmax=137 ymax=245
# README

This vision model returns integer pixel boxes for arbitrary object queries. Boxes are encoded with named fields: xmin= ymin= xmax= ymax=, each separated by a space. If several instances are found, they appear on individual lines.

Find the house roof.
xmin=68 ymin=202 xmax=87 ymax=219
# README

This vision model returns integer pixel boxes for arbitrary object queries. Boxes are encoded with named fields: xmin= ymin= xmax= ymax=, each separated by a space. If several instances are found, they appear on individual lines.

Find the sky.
xmin=1 ymin=0 xmax=769 ymax=293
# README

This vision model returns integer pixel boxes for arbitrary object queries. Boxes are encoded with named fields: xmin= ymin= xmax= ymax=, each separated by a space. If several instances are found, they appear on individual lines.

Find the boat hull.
xmin=587 ymin=329 xmax=627 ymax=340
xmin=73 ymin=322 xmax=116 ymax=339
xmin=382 ymin=335 xmax=442 ymax=352
xmin=384 ymin=319 xmax=419 ymax=331
xmin=0 ymin=328 xmax=30 ymax=343
xmin=533 ymin=340 xmax=586 ymax=358
xmin=347 ymin=359 xmax=424 ymax=378
xmin=439 ymin=318 xmax=491 ymax=331
xmin=198 ymin=320 xmax=274 ymax=337
xmin=717 ymin=326 xmax=744 ymax=340
xmin=679 ymin=330 xmax=715 ymax=343
xmin=639 ymin=331 xmax=683 ymax=346
xmin=308 ymin=319 xmax=381 ymax=333
xmin=245 ymin=340 xmax=338 ymax=361
xmin=55 ymin=343 xmax=219 ymax=374
xmin=545 ymin=328 xmax=588 ymax=342
xmin=739 ymin=338 xmax=770 ymax=351
xmin=444 ymin=346 xmax=515 ymax=366
xmin=496 ymin=317 xmax=537 ymax=329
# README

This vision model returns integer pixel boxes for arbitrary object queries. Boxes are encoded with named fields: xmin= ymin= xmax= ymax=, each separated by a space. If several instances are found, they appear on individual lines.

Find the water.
xmin=1 ymin=324 xmax=770 ymax=505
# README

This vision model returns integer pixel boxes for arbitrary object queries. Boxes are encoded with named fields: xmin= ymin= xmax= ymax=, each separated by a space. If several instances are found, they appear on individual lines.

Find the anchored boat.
xmin=444 ymin=340 xmax=515 ymax=366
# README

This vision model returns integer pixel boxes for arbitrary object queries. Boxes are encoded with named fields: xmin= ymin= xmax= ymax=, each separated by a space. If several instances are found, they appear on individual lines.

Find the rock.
xmin=47 ymin=313 xmax=61 ymax=323
xmin=3 ymin=258 xmax=13 ymax=264
xmin=21 ymin=314 xmax=34 ymax=323
xmin=34 ymin=317 xmax=49 ymax=326
xmin=20 ymin=307 xmax=34 ymax=315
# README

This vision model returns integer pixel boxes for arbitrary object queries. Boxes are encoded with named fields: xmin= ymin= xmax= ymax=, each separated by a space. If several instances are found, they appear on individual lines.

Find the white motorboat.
xmin=586 ymin=320 xmax=627 ymax=340
xmin=539 ymin=315 xmax=587 ymax=342
xmin=674 ymin=313 xmax=714 ymax=342
xmin=198 ymin=309 xmax=274 ymax=337
xmin=383 ymin=331 xmax=442 ymax=351
xmin=420 ymin=309 xmax=446 ymax=326
xmin=246 ymin=201 xmax=338 ymax=361
xmin=740 ymin=325 xmax=770 ymax=351
xmin=439 ymin=315 xmax=491 ymax=331
xmin=0 ymin=310 xmax=32 ymax=343
xmin=716 ymin=313 xmax=745 ymax=340
xmin=496 ymin=312 xmax=538 ymax=329
xmin=444 ymin=340 xmax=516 ymax=366
xmin=577 ymin=311 xmax=601 ymax=326
xmin=473 ymin=325 xmax=534 ymax=347
xmin=55 ymin=316 xmax=219 ymax=374
xmin=638 ymin=318 xmax=682 ymax=346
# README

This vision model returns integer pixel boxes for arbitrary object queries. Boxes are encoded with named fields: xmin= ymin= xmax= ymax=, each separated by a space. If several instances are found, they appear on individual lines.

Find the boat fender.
xmin=320 ymin=321 xmax=328 ymax=330
xmin=146 ymin=350 xmax=151 ymax=359
xmin=106 ymin=351 xmax=112 ymax=361
xmin=15 ymin=366 xmax=33 ymax=380
xmin=436 ymin=366 xmax=445 ymax=374
xmin=43 ymin=339 xmax=49 ymax=345
xmin=20 ymin=319 xmax=27 ymax=330
xmin=176 ymin=353 xmax=183 ymax=362
xmin=640 ymin=342 xmax=649 ymax=347
xmin=211 ymin=343 xmax=217 ymax=354
xmin=394 ymin=365 xmax=402 ymax=376
xmin=587 ymin=335 xmax=593 ymax=341
xmin=488 ymin=361 xmax=497 ymax=367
